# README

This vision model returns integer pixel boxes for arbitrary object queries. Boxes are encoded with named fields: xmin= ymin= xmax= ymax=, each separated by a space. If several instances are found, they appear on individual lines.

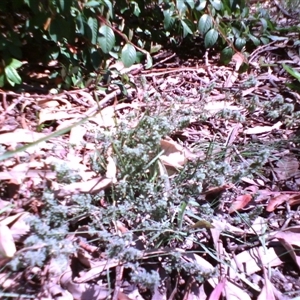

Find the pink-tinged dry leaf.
xmin=232 ymin=52 xmax=247 ymax=71
xmin=0 ymin=272 xmax=14 ymax=289
xmin=208 ymin=277 xmax=251 ymax=300
xmin=60 ymin=269 xmax=110 ymax=299
xmin=201 ymin=184 xmax=233 ymax=196
xmin=57 ymin=177 xmax=113 ymax=196
xmin=73 ymin=258 xmax=120 ymax=283
xmin=182 ymin=252 xmax=214 ymax=273
xmin=204 ymin=101 xmax=242 ymax=116
xmin=160 ymin=138 xmax=187 ymax=169
xmin=224 ymin=280 xmax=251 ymax=300
xmin=224 ymin=71 xmax=238 ymax=87
xmin=229 ymin=246 xmax=284 ymax=277
xmin=38 ymin=110 xmax=82 ymax=125
xmin=36 ymin=98 xmax=60 ymax=108
xmin=244 ymin=121 xmax=282 ymax=135
xmin=208 ymin=278 xmax=226 ymax=300
xmin=245 ymin=216 xmax=268 ymax=235
xmin=244 ymin=185 xmax=259 ymax=193
xmin=274 ymin=155 xmax=299 ymax=180
xmin=183 ymin=277 xmax=205 ymax=300
xmin=69 ymin=125 xmax=86 ymax=146
xmin=211 ymin=219 xmax=246 ymax=246
xmin=229 ymin=194 xmax=252 ymax=214
xmin=266 ymin=194 xmax=291 ymax=212
xmin=287 ymin=193 xmax=300 ymax=206
xmin=274 ymin=226 xmax=300 ymax=270
xmin=241 ymin=177 xmax=264 ymax=187
xmin=105 ymin=156 xmax=117 ymax=183
xmin=90 ymin=103 xmax=139 ymax=127
xmin=0 ymin=129 xmax=47 ymax=145
xmin=0 ymin=223 xmax=16 ymax=258
xmin=8 ymin=212 xmax=31 ymax=242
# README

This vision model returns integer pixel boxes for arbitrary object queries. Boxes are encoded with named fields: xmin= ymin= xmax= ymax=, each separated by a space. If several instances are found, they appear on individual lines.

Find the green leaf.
xmin=9 ymin=58 xmax=23 ymax=69
xmin=49 ymin=17 xmax=70 ymax=42
xmin=260 ymin=37 xmax=269 ymax=44
xmin=176 ymin=0 xmax=187 ymax=14
xmin=209 ymin=0 xmax=223 ymax=11
xmin=145 ymin=52 xmax=153 ymax=69
xmin=248 ymin=33 xmax=260 ymax=46
xmin=163 ymin=10 xmax=174 ymax=30
xmin=204 ymin=28 xmax=218 ymax=48
xmin=84 ymin=0 xmax=101 ymax=7
xmin=181 ymin=20 xmax=193 ymax=38
xmin=259 ymin=17 xmax=268 ymax=31
xmin=184 ymin=0 xmax=195 ymax=9
xmin=98 ymin=25 xmax=115 ymax=54
xmin=198 ymin=14 xmax=212 ymax=35
xmin=87 ymin=17 xmax=98 ymax=45
xmin=0 ymin=74 xmax=5 ymax=87
xmin=220 ymin=47 xmax=233 ymax=64
xmin=90 ymin=49 xmax=102 ymax=69
xmin=121 ymin=44 xmax=136 ymax=68
xmin=131 ymin=1 xmax=141 ymax=17
xmin=103 ymin=0 xmax=114 ymax=18
xmin=76 ymin=14 xmax=85 ymax=36
xmin=196 ymin=0 xmax=207 ymax=11
xmin=57 ymin=0 xmax=72 ymax=14
xmin=235 ymin=37 xmax=246 ymax=50
xmin=283 ymin=64 xmax=300 ymax=81
xmin=4 ymin=65 xmax=22 ymax=86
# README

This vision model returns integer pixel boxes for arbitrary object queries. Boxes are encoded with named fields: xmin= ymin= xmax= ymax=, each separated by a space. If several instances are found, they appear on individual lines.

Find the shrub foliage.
xmin=0 ymin=0 xmax=274 ymax=87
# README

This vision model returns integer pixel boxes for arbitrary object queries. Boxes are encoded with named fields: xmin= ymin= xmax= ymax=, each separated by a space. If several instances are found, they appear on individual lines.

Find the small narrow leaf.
xmin=84 ymin=0 xmax=101 ymax=7
xmin=204 ymin=28 xmax=218 ymax=48
xmin=198 ymin=14 xmax=212 ymax=35
xmin=5 ymin=65 xmax=22 ymax=86
xmin=87 ymin=17 xmax=98 ymax=45
xmin=98 ymin=25 xmax=115 ymax=54
xmin=103 ymin=0 xmax=114 ymax=18
xmin=283 ymin=64 xmax=300 ymax=81
xmin=145 ymin=52 xmax=153 ymax=69
xmin=181 ymin=20 xmax=193 ymax=38
xmin=121 ymin=44 xmax=136 ymax=67
xmin=248 ymin=33 xmax=260 ymax=46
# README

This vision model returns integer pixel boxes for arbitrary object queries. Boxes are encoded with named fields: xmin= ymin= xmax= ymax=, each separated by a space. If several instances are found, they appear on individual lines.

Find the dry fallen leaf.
xmin=273 ymin=155 xmax=299 ymax=180
xmin=0 ymin=129 xmax=47 ymax=145
xmin=266 ymin=193 xmax=291 ymax=212
xmin=229 ymin=194 xmax=252 ymax=214
xmin=39 ymin=110 xmax=82 ymax=125
xmin=244 ymin=121 xmax=282 ymax=135
xmin=0 ymin=223 xmax=16 ymax=258
xmin=57 ymin=177 xmax=113 ymax=196
xmin=229 ymin=246 xmax=284 ymax=277
xmin=208 ymin=278 xmax=226 ymax=300
xmin=224 ymin=71 xmax=238 ymax=87
xmin=160 ymin=138 xmax=187 ymax=169
xmin=274 ymin=226 xmax=300 ymax=270
xmin=204 ymin=101 xmax=242 ymax=115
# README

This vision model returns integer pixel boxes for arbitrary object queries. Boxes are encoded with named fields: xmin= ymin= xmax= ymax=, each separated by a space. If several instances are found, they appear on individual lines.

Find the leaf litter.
xmin=1 ymin=9 xmax=300 ymax=300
